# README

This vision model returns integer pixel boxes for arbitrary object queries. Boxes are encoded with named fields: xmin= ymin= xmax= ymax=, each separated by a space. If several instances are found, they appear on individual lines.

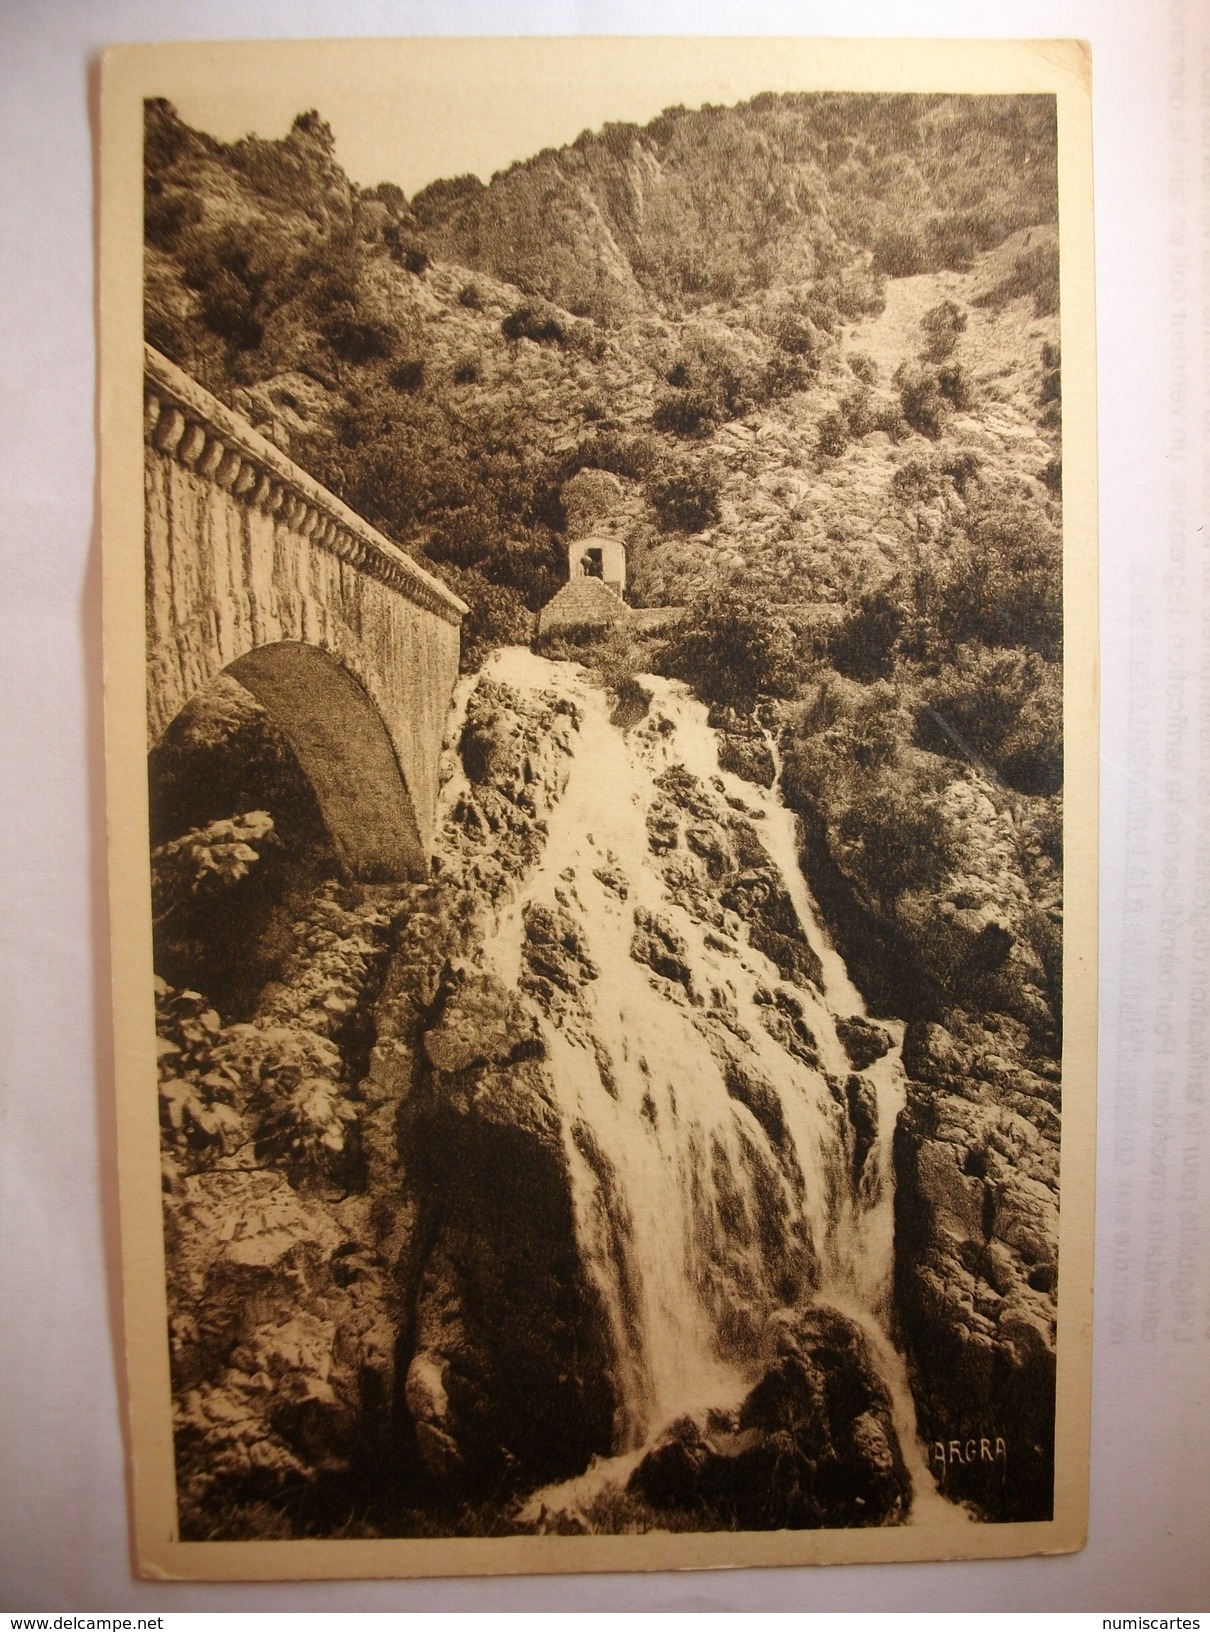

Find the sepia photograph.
xmin=100 ymin=36 xmax=1097 ymax=1579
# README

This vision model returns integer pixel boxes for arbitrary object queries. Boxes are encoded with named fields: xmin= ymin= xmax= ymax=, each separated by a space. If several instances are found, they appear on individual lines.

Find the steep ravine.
xmin=159 ymin=649 xmax=1052 ymax=1539
xmin=377 ymin=646 xmax=953 ymax=1527
xmin=433 ymin=651 xmax=970 ymax=1535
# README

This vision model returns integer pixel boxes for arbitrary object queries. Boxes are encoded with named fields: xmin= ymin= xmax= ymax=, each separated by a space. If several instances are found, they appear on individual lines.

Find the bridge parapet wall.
xmin=144 ymin=345 xmax=467 ymax=879
xmin=144 ymin=345 xmax=465 ymax=629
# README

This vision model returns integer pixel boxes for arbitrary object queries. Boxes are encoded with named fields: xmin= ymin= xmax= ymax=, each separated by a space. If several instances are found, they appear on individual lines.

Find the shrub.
xmin=1040 ymin=341 xmax=1061 ymax=411
xmin=936 ymin=499 xmax=1062 ymax=661
xmin=408 ymin=171 xmax=486 ymax=228
xmin=774 ymin=311 xmax=820 ymax=359
xmin=369 ymin=180 xmax=405 ymax=213
xmin=199 ymin=283 xmax=265 ymax=351
xmin=781 ymin=683 xmax=957 ymax=915
xmin=830 ymin=583 xmax=905 ymax=681
xmin=647 ymin=459 xmax=721 ymax=533
xmin=840 ymin=389 xmax=875 ymax=439
xmin=609 ymin=672 xmax=652 ymax=729
xmin=536 ymin=621 xmax=616 ymax=654
xmin=936 ymin=364 xmax=973 ymax=411
xmin=895 ymin=365 xmax=948 ymax=440
xmin=762 ymin=353 xmax=812 ymax=400
xmin=480 ymin=536 xmax=564 ymax=610
xmin=817 ymin=410 xmax=849 ymax=458
xmin=144 ymin=178 xmax=203 ymax=250
xmin=179 ymin=222 xmax=277 ymax=351
xmin=457 ymin=282 xmax=484 ymax=309
xmin=571 ymin=430 xmax=659 ymax=482
xmin=502 ymin=304 xmax=567 ymax=346
xmin=925 ymin=214 xmax=978 ymax=273
xmin=561 ymin=467 xmax=626 ymax=537
xmin=652 ymin=387 xmax=721 ymax=439
xmin=424 ymin=506 xmax=495 ymax=571
xmin=920 ymin=298 xmax=967 ymax=361
xmin=801 ymin=294 xmax=840 ymax=335
xmin=848 ymin=352 xmax=879 ymax=386
xmin=388 ymin=358 xmax=425 ymax=394
xmin=925 ymin=645 xmax=1062 ymax=795
xmin=443 ymin=571 xmax=534 ymax=669
xmin=654 ymin=331 xmax=760 ymax=433
xmin=383 ymin=224 xmax=429 ymax=273
xmin=873 ymin=226 xmax=927 ymax=277
xmin=323 ymin=309 xmax=397 ymax=364
xmin=870 ymin=398 xmax=907 ymax=440
xmin=660 ymin=585 xmax=797 ymax=706
xmin=890 ymin=457 xmax=941 ymax=507
xmin=835 ymin=779 xmax=950 ymax=906
xmin=941 ymin=449 xmax=983 ymax=494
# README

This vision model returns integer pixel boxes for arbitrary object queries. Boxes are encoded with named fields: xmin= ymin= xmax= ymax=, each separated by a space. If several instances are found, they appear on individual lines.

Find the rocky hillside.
xmin=145 ymin=92 xmax=1064 ymax=1535
xmin=155 ymin=657 xmax=925 ymax=1537
xmin=143 ymin=96 xmax=1059 ymax=658
xmin=412 ymin=94 xmax=1055 ymax=323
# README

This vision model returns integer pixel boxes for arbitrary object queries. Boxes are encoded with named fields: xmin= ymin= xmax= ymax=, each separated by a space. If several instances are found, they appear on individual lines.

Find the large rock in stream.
xmin=402 ymin=967 xmax=617 ymax=1501
xmin=628 ymin=1306 xmax=910 ymax=1529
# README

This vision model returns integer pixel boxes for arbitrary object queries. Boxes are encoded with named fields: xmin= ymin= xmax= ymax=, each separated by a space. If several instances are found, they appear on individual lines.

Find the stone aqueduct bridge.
xmin=144 ymin=345 xmax=468 ymax=882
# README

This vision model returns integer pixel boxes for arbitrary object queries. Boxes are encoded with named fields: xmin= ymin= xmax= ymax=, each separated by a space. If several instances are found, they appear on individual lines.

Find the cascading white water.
xmin=459 ymin=649 xmax=965 ymax=1529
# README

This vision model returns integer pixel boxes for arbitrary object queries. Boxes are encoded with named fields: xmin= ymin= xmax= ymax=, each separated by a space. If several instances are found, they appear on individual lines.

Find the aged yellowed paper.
xmin=100 ymin=36 xmax=1096 ymax=1579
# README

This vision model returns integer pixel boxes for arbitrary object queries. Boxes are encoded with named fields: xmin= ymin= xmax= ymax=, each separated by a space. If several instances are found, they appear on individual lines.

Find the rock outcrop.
xmin=646 ymin=762 xmax=823 ymax=991
xmin=707 ymin=704 xmax=777 ymax=789
xmin=402 ymin=967 xmax=616 ymax=1496
xmin=628 ymin=1305 xmax=910 ymax=1530
xmin=894 ymin=1015 xmax=1059 ymax=1520
xmin=158 ymin=885 xmax=423 ymax=1537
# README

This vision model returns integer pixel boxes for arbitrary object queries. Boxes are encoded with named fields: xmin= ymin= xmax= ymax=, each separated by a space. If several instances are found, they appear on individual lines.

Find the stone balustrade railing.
xmin=144 ymin=344 xmax=468 ymax=626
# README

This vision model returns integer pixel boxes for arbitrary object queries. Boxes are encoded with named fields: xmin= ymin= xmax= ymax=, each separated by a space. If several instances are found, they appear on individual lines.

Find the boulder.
xmin=631 ymin=906 xmax=696 ymax=998
xmin=521 ymin=901 xmax=599 ymax=995
xmin=422 ymin=967 xmax=545 ymax=1076
xmin=836 ymin=1015 xmax=893 ymax=1071
xmin=901 ymin=1020 xmax=966 ymax=1086
xmin=843 ymin=1074 xmax=879 ymax=1182
xmin=718 ymin=733 xmax=776 ymax=788
xmin=628 ymin=1305 xmax=909 ymax=1529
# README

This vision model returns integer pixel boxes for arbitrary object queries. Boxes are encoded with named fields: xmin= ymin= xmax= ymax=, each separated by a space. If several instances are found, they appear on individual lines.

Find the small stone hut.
xmin=539 ymin=533 xmax=628 ymax=639
xmin=566 ymin=532 xmax=627 ymax=596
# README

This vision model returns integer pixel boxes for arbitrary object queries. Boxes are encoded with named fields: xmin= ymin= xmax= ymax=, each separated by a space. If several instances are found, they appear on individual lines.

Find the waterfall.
xmin=466 ymin=649 xmax=966 ymax=1530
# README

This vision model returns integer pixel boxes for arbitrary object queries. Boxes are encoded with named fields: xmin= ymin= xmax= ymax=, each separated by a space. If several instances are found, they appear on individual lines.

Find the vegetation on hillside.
xmin=145 ymin=90 xmax=1062 ymax=1047
xmin=144 ymin=95 xmax=1057 ymax=657
xmin=144 ymin=90 xmax=1066 ymax=1538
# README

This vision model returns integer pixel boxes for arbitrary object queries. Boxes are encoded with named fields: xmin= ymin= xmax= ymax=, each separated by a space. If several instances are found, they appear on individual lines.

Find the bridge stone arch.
xmin=225 ymin=642 xmax=424 ymax=881
xmin=144 ymin=346 xmax=467 ymax=882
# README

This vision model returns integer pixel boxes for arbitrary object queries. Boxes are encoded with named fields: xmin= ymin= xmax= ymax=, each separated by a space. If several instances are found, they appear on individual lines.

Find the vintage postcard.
xmin=100 ymin=37 xmax=1097 ymax=1579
